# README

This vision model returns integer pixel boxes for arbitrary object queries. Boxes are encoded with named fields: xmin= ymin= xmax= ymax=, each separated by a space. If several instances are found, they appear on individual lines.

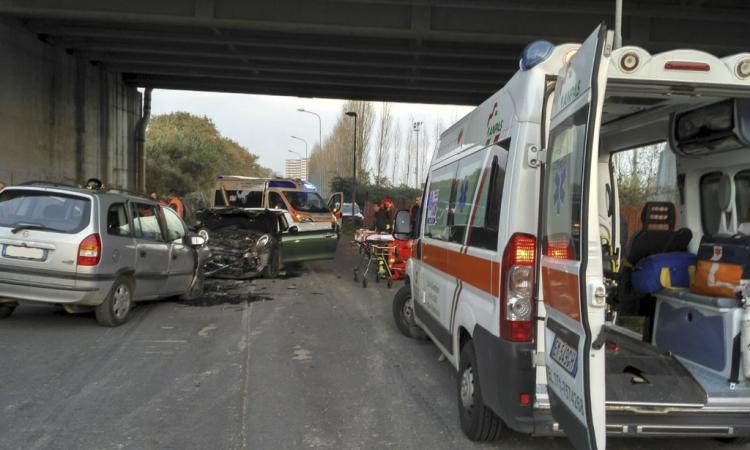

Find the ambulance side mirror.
xmin=393 ymin=209 xmax=412 ymax=240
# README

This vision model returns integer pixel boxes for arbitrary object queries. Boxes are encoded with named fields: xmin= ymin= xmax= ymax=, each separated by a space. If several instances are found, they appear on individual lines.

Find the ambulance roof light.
xmin=520 ymin=40 xmax=555 ymax=71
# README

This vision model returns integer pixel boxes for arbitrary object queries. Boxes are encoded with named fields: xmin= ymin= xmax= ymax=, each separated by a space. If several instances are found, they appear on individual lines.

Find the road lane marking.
xmin=198 ymin=324 xmax=217 ymax=337
xmin=240 ymin=300 xmax=254 ymax=450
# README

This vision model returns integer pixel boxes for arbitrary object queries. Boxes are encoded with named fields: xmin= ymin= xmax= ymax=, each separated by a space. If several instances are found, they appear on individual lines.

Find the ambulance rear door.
xmin=540 ymin=24 xmax=612 ymax=450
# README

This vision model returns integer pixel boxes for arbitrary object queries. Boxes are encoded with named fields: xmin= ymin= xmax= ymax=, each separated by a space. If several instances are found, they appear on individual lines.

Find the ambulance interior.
xmin=592 ymin=81 xmax=750 ymax=410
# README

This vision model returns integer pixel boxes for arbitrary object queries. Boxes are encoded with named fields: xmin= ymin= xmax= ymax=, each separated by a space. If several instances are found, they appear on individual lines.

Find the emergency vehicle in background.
xmin=392 ymin=24 xmax=750 ymax=449
xmin=213 ymin=176 xmax=343 ymax=263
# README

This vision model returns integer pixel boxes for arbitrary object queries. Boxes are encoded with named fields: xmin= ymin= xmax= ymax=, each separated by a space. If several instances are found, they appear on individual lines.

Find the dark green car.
xmin=194 ymin=207 xmax=338 ymax=279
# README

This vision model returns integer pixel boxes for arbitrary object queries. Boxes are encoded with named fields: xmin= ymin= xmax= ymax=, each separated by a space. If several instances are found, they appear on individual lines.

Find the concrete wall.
xmin=0 ymin=19 xmax=142 ymax=189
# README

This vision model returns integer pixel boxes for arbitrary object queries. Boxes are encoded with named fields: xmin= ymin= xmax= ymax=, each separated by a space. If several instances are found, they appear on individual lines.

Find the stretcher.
xmin=351 ymin=232 xmax=413 ymax=288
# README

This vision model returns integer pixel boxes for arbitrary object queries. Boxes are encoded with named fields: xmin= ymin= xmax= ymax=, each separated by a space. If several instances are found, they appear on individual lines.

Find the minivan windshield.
xmin=282 ymin=191 xmax=330 ymax=213
xmin=0 ymin=189 xmax=91 ymax=234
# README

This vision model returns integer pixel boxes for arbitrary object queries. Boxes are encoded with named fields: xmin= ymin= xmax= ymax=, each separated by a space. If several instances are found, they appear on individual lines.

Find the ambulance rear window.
xmin=700 ymin=172 xmax=722 ymax=235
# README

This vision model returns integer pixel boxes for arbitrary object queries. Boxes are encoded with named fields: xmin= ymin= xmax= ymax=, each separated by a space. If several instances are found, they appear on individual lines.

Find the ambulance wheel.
xmin=392 ymin=285 xmax=427 ymax=340
xmin=0 ymin=302 xmax=17 ymax=319
xmin=458 ymin=340 xmax=504 ymax=441
xmin=716 ymin=437 xmax=750 ymax=446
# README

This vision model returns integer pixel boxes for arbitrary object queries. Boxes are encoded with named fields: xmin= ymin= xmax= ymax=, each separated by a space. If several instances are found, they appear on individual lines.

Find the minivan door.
xmin=540 ymin=25 xmax=612 ymax=450
xmin=130 ymin=202 xmax=170 ymax=300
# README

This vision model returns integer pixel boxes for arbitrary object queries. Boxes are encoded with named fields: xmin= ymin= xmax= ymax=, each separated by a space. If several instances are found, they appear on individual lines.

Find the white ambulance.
xmin=392 ymin=24 xmax=750 ymax=449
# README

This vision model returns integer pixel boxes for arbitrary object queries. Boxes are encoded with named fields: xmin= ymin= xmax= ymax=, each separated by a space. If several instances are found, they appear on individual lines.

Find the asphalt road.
xmin=0 ymin=239 xmax=744 ymax=450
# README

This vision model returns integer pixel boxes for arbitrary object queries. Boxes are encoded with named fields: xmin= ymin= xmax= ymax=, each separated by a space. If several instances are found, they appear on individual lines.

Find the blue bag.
xmin=632 ymin=252 xmax=696 ymax=294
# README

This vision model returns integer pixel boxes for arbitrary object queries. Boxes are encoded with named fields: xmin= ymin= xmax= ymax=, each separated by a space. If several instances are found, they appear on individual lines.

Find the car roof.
xmin=4 ymin=184 xmax=159 ymax=205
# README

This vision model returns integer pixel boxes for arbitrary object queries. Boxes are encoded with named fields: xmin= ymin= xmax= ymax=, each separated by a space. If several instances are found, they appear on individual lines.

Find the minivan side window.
xmin=449 ymin=149 xmax=487 ymax=244
xmin=107 ymin=204 xmax=131 ymax=236
xmin=131 ymin=203 xmax=164 ymax=241
xmin=163 ymin=207 xmax=187 ymax=242
xmin=425 ymin=163 xmax=458 ymax=241
xmin=735 ymin=170 xmax=750 ymax=224
xmin=467 ymin=155 xmax=506 ymax=250
xmin=700 ymin=172 xmax=723 ymax=235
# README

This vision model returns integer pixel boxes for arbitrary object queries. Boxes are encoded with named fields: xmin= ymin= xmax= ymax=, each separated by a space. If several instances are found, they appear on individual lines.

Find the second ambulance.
xmin=392 ymin=24 xmax=750 ymax=449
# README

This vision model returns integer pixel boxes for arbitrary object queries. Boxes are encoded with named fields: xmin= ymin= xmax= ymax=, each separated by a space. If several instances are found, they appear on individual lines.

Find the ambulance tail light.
xmin=543 ymin=234 xmax=575 ymax=260
xmin=500 ymin=233 xmax=536 ymax=342
xmin=737 ymin=59 xmax=750 ymax=79
xmin=619 ymin=52 xmax=640 ymax=72
xmin=664 ymin=61 xmax=710 ymax=72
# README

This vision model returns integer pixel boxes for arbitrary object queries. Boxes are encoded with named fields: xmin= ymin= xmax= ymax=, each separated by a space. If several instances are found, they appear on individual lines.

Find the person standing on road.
xmin=373 ymin=201 xmax=390 ymax=233
xmin=382 ymin=198 xmax=394 ymax=231
xmin=410 ymin=195 xmax=422 ymax=237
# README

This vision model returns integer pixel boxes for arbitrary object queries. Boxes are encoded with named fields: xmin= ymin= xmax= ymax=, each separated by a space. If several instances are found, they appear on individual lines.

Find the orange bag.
xmin=691 ymin=236 xmax=750 ymax=298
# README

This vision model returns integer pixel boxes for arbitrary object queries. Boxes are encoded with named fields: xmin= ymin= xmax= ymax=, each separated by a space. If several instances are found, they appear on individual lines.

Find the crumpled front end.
xmin=203 ymin=227 xmax=273 ymax=279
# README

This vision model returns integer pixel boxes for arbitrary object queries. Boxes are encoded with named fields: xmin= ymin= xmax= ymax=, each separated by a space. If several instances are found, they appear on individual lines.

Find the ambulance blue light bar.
xmin=269 ymin=180 xmax=297 ymax=188
xmin=520 ymin=40 xmax=555 ymax=71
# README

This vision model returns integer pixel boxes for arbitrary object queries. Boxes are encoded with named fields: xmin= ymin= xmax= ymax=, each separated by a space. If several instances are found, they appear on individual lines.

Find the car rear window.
xmin=0 ymin=189 xmax=91 ymax=234
xmin=215 ymin=189 xmax=263 ymax=208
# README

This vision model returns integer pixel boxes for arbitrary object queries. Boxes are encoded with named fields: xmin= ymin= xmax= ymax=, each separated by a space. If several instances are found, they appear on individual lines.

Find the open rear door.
xmin=540 ymin=25 xmax=612 ymax=450
xmin=327 ymin=192 xmax=344 ymax=226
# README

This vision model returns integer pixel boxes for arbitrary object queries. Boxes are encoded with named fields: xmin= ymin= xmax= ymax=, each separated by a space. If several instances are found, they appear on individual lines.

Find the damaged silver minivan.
xmin=0 ymin=183 xmax=206 ymax=326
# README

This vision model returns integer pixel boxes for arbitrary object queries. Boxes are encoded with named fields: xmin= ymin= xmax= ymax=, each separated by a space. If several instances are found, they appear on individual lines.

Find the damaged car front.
xmin=193 ymin=208 xmax=282 ymax=279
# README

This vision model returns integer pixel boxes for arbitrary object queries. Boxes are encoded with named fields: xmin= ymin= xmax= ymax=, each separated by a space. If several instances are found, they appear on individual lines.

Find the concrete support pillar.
xmin=74 ymin=55 xmax=86 ymax=184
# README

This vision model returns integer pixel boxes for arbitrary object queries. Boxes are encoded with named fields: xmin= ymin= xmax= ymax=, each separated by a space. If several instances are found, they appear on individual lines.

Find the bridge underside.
xmin=1 ymin=0 xmax=749 ymax=106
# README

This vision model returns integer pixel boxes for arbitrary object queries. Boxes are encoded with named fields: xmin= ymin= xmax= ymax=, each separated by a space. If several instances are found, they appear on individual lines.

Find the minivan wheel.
xmin=95 ymin=278 xmax=133 ymax=327
xmin=179 ymin=270 xmax=205 ymax=301
xmin=458 ymin=340 xmax=504 ymax=441
xmin=0 ymin=302 xmax=17 ymax=319
xmin=392 ymin=285 xmax=427 ymax=340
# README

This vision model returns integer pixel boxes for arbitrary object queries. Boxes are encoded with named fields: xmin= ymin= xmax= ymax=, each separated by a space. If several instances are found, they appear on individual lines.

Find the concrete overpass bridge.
xmin=0 ymin=0 xmax=748 ymax=189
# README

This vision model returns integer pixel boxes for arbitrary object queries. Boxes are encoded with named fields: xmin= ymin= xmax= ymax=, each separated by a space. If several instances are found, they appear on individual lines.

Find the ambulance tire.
xmin=392 ymin=285 xmax=427 ymax=340
xmin=458 ymin=341 xmax=504 ymax=441
xmin=0 ymin=302 xmax=16 ymax=319
xmin=716 ymin=437 xmax=750 ymax=446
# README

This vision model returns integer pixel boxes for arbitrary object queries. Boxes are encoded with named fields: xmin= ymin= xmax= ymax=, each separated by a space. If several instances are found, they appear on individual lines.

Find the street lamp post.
xmin=413 ymin=121 xmax=422 ymax=188
xmin=345 ymin=111 xmax=358 ymax=212
xmin=290 ymin=135 xmax=308 ymax=160
xmin=297 ymin=108 xmax=325 ymax=193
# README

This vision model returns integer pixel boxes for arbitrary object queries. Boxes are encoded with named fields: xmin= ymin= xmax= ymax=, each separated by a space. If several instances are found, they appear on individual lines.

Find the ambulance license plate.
xmin=550 ymin=335 xmax=578 ymax=375
xmin=3 ymin=245 xmax=44 ymax=260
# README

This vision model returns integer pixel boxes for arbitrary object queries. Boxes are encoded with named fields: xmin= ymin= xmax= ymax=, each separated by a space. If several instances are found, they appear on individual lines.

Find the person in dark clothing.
xmin=410 ymin=195 xmax=422 ymax=237
xmin=373 ymin=201 xmax=391 ymax=232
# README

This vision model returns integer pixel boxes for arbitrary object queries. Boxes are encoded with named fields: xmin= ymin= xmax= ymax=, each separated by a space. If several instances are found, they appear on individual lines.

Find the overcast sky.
xmin=149 ymin=89 xmax=474 ymax=177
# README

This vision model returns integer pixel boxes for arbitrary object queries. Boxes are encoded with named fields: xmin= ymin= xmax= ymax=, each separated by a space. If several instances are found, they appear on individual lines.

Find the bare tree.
xmin=307 ymin=100 xmax=375 ymax=188
xmin=373 ymin=102 xmax=393 ymax=185
xmin=402 ymin=118 xmax=414 ymax=187
xmin=390 ymin=123 xmax=402 ymax=186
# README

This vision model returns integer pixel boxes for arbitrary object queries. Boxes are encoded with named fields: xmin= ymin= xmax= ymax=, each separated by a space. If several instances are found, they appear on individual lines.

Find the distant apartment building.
xmin=284 ymin=158 xmax=308 ymax=180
